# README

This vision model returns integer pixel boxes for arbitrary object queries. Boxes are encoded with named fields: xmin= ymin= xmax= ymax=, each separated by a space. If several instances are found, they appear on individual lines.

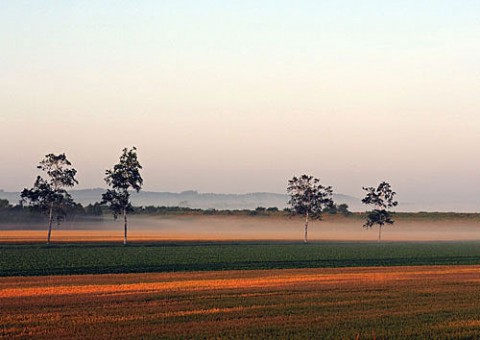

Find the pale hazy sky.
xmin=1 ymin=1 xmax=479 ymax=203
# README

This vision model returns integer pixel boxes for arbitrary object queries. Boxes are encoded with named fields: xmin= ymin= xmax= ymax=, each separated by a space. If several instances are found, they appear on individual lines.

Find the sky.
xmin=1 ymin=1 xmax=479 ymax=206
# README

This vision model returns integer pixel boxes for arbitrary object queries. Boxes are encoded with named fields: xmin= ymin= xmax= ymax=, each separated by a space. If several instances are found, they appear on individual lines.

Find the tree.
xmin=287 ymin=175 xmax=334 ymax=243
xmin=20 ymin=153 xmax=78 ymax=244
xmin=337 ymin=203 xmax=351 ymax=216
xmin=323 ymin=204 xmax=337 ymax=214
xmin=362 ymin=181 xmax=398 ymax=241
xmin=102 ymin=147 xmax=143 ymax=245
xmin=85 ymin=202 xmax=104 ymax=216
xmin=0 ymin=199 xmax=10 ymax=210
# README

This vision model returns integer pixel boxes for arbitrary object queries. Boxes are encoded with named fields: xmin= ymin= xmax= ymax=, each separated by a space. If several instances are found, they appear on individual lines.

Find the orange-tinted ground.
xmin=2 ymin=215 xmax=480 ymax=242
xmin=2 ymin=266 xmax=480 ymax=338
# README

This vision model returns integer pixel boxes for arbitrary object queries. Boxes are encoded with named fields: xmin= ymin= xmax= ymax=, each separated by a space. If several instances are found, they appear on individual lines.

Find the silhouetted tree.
xmin=362 ymin=181 xmax=398 ymax=241
xmin=323 ymin=204 xmax=337 ymax=214
xmin=0 ymin=199 xmax=10 ymax=210
xmin=102 ymin=147 xmax=143 ymax=245
xmin=287 ymin=175 xmax=334 ymax=243
xmin=21 ymin=153 xmax=78 ymax=244
xmin=85 ymin=202 xmax=104 ymax=216
xmin=337 ymin=203 xmax=351 ymax=216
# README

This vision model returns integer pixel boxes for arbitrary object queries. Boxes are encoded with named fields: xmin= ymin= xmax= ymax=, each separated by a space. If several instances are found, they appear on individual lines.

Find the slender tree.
xmin=0 ymin=199 xmax=11 ymax=210
xmin=21 ymin=153 xmax=78 ymax=244
xmin=362 ymin=181 xmax=398 ymax=241
xmin=287 ymin=175 xmax=334 ymax=243
xmin=102 ymin=147 xmax=143 ymax=245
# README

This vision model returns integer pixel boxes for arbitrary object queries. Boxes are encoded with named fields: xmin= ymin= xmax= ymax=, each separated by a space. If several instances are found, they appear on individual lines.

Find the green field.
xmin=3 ymin=241 xmax=480 ymax=276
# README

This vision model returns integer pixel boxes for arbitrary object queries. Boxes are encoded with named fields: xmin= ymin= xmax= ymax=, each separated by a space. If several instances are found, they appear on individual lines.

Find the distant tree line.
xmin=0 ymin=199 xmax=104 ymax=223
xmin=0 ymin=198 xmax=351 ymax=222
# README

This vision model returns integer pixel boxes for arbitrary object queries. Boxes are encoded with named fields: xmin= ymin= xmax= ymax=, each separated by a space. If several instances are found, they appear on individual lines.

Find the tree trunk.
xmin=378 ymin=225 xmax=382 ymax=242
xmin=304 ymin=212 xmax=309 ymax=244
xmin=123 ymin=208 xmax=128 ymax=245
xmin=47 ymin=204 xmax=53 ymax=244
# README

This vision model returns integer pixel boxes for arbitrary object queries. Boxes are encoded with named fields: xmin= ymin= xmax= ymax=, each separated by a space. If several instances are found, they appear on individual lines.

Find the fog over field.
xmin=2 ymin=215 xmax=480 ymax=242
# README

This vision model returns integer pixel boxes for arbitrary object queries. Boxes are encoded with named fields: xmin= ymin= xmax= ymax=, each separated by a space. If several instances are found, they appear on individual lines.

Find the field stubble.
xmin=2 ymin=266 xmax=480 ymax=339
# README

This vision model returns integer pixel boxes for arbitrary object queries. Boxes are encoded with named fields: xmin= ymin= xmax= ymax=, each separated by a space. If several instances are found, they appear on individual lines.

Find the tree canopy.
xmin=362 ymin=181 xmax=398 ymax=241
xmin=20 ymin=153 xmax=78 ymax=243
xmin=287 ymin=174 xmax=334 ymax=243
xmin=102 ymin=147 xmax=143 ymax=245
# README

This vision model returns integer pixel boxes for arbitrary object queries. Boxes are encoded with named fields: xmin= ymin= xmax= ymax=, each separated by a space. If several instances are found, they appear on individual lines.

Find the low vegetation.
xmin=3 ymin=241 xmax=480 ymax=276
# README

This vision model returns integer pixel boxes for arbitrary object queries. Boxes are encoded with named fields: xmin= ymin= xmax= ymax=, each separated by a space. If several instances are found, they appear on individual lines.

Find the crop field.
xmin=3 ymin=238 xmax=480 ymax=338
xmin=2 ymin=265 xmax=480 ymax=338
xmin=3 ymin=241 xmax=480 ymax=276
